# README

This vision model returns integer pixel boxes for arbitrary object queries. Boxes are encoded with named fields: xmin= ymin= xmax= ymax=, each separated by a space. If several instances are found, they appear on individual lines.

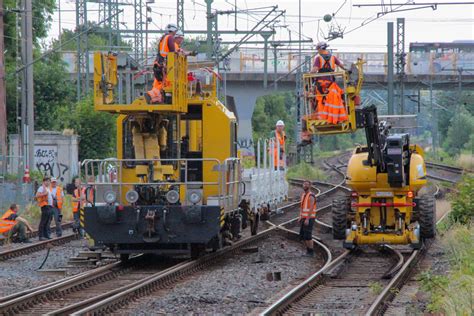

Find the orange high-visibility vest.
xmin=159 ymin=34 xmax=171 ymax=58
xmin=36 ymin=186 xmax=50 ymax=208
xmin=300 ymin=191 xmax=316 ymax=219
xmin=273 ymin=130 xmax=286 ymax=167
xmin=0 ymin=209 xmax=17 ymax=234
xmin=324 ymin=82 xmax=347 ymax=124
xmin=317 ymin=54 xmax=336 ymax=73
xmin=50 ymin=186 xmax=63 ymax=210
xmin=72 ymin=188 xmax=86 ymax=213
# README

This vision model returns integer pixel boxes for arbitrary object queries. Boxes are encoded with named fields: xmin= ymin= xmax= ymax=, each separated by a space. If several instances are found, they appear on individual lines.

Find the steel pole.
xmin=387 ymin=22 xmax=394 ymax=115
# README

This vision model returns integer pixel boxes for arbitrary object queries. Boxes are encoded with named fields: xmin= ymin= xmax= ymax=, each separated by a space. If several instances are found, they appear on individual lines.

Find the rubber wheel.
xmin=418 ymin=197 xmax=436 ymax=238
xmin=332 ymin=198 xmax=350 ymax=240
xmin=250 ymin=213 xmax=259 ymax=236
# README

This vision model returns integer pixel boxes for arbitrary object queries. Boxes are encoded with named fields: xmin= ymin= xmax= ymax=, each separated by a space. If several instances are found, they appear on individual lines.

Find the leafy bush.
xmin=286 ymin=162 xmax=327 ymax=181
xmin=449 ymin=175 xmax=474 ymax=225
xmin=420 ymin=224 xmax=474 ymax=314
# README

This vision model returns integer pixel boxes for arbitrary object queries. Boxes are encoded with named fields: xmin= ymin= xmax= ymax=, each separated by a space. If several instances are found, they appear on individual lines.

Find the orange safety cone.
xmin=23 ymin=165 xmax=31 ymax=183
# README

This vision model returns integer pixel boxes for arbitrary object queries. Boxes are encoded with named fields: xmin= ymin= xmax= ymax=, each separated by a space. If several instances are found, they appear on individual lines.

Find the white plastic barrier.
xmin=241 ymin=138 xmax=289 ymax=214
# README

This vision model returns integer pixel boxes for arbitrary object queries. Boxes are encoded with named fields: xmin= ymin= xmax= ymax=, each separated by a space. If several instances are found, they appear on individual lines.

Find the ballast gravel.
xmin=123 ymin=232 xmax=325 ymax=315
xmin=0 ymin=238 xmax=99 ymax=297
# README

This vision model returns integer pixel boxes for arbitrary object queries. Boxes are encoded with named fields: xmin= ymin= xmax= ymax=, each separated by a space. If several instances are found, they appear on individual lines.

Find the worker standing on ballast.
xmin=271 ymin=120 xmax=286 ymax=170
xmin=310 ymin=41 xmax=348 ymax=124
xmin=72 ymin=177 xmax=85 ymax=237
xmin=146 ymin=23 xmax=178 ymax=104
xmin=36 ymin=177 xmax=54 ymax=241
xmin=49 ymin=178 xmax=64 ymax=237
xmin=299 ymin=180 xmax=317 ymax=257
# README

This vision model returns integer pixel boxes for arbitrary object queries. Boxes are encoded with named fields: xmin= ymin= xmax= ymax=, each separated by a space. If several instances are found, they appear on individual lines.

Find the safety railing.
xmin=80 ymin=157 xmax=242 ymax=212
xmin=302 ymin=71 xmax=354 ymax=135
xmin=242 ymin=139 xmax=288 ymax=212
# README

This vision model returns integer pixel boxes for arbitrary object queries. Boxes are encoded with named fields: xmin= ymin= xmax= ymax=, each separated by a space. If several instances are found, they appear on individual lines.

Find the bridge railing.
xmin=227 ymin=50 xmax=474 ymax=76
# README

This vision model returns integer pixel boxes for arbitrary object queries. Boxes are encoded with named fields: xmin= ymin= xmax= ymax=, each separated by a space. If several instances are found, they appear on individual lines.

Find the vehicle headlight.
xmin=166 ymin=190 xmax=180 ymax=204
xmin=103 ymin=190 xmax=117 ymax=204
xmin=125 ymin=190 xmax=139 ymax=204
xmin=187 ymin=190 xmax=202 ymax=205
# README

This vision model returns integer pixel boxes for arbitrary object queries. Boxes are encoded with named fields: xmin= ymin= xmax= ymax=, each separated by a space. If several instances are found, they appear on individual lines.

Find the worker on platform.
xmin=310 ymin=41 xmax=348 ymax=124
xmin=271 ymin=120 xmax=286 ymax=170
xmin=49 ymin=178 xmax=64 ymax=237
xmin=36 ymin=176 xmax=54 ymax=241
xmin=72 ymin=177 xmax=85 ymax=237
xmin=146 ymin=23 xmax=178 ymax=104
xmin=0 ymin=204 xmax=33 ymax=243
xmin=174 ymin=30 xmax=198 ymax=56
xmin=299 ymin=180 xmax=317 ymax=257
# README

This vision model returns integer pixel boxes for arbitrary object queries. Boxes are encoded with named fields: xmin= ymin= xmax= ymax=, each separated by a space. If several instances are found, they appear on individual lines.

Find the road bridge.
xmin=62 ymin=50 xmax=474 ymax=152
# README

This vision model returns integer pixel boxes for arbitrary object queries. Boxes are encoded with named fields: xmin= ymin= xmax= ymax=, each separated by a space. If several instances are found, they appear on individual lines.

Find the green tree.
xmin=3 ymin=0 xmax=60 ymax=133
xmin=252 ymin=92 xmax=296 ymax=143
xmin=57 ymin=98 xmax=117 ymax=160
xmin=56 ymin=24 xmax=132 ymax=52
xmin=443 ymin=108 xmax=474 ymax=155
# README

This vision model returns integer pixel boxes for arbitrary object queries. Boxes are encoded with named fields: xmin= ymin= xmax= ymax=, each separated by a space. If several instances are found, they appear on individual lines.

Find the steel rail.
xmin=63 ymin=169 xmax=339 ymax=315
xmin=0 ymin=233 xmax=77 ymax=261
xmin=69 ymin=226 xmax=279 ymax=315
xmin=425 ymin=161 xmax=468 ymax=174
xmin=366 ymin=207 xmax=452 ymax=315
xmin=0 ymin=260 xmax=125 ymax=314
xmin=0 ymin=221 xmax=74 ymax=246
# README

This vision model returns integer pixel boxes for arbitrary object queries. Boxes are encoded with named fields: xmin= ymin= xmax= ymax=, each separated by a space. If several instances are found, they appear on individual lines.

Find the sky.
xmin=49 ymin=0 xmax=474 ymax=52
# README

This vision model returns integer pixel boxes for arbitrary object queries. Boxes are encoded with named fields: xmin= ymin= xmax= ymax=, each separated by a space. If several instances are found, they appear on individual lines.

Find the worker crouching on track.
xmin=299 ymin=180 xmax=317 ymax=257
xmin=311 ymin=41 xmax=348 ymax=124
xmin=0 ymin=204 xmax=33 ymax=243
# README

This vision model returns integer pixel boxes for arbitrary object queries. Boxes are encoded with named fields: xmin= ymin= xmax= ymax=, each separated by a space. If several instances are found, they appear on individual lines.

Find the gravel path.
xmin=121 ymin=232 xmax=325 ymax=315
xmin=0 ymin=238 xmax=99 ymax=297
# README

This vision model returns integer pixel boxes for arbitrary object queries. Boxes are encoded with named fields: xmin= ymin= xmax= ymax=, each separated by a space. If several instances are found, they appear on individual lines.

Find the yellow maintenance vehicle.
xmin=302 ymin=60 xmax=435 ymax=249
xmin=82 ymin=52 xmax=244 ymax=258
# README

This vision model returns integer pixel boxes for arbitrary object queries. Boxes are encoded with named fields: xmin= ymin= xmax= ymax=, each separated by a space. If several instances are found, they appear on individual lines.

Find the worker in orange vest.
xmin=36 ymin=176 xmax=54 ymax=241
xmin=174 ymin=30 xmax=197 ymax=56
xmin=72 ymin=177 xmax=86 ymax=237
xmin=299 ymin=180 xmax=317 ymax=257
xmin=146 ymin=23 xmax=178 ymax=104
xmin=271 ymin=120 xmax=286 ymax=169
xmin=49 ymin=178 xmax=64 ymax=237
xmin=0 ymin=204 xmax=33 ymax=243
xmin=311 ymin=41 xmax=347 ymax=124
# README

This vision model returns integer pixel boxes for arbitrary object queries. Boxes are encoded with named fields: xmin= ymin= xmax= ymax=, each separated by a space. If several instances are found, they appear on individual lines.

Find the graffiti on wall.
xmin=34 ymin=145 xmax=69 ymax=182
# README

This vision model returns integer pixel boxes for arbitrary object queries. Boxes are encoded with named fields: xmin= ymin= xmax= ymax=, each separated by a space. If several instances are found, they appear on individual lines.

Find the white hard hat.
xmin=175 ymin=30 xmax=184 ymax=38
xmin=51 ymin=177 xmax=58 ymax=182
xmin=276 ymin=120 xmax=285 ymax=127
xmin=316 ymin=41 xmax=328 ymax=50
xmin=166 ymin=23 xmax=178 ymax=32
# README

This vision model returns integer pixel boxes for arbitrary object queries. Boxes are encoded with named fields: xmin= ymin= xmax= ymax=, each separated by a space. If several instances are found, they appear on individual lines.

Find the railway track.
xmin=0 ymin=220 xmax=81 ymax=261
xmin=0 ymin=211 xmax=330 ymax=315
xmin=261 ymin=155 xmax=455 ymax=316
xmin=0 ymin=221 xmax=74 ymax=246
xmin=0 ymin=158 xmax=345 ymax=316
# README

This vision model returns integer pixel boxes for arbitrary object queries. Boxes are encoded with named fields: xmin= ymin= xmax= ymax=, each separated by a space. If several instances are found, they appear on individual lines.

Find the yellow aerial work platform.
xmin=93 ymin=52 xmax=189 ymax=114
xmin=302 ymin=59 xmax=364 ymax=135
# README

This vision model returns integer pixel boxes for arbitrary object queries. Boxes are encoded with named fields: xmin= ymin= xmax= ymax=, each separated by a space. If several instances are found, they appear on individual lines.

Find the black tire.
xmin=332 ymin=198 xmax=350 ymax=240
xmin=418 ymin=197 xmax=436 ymax=238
